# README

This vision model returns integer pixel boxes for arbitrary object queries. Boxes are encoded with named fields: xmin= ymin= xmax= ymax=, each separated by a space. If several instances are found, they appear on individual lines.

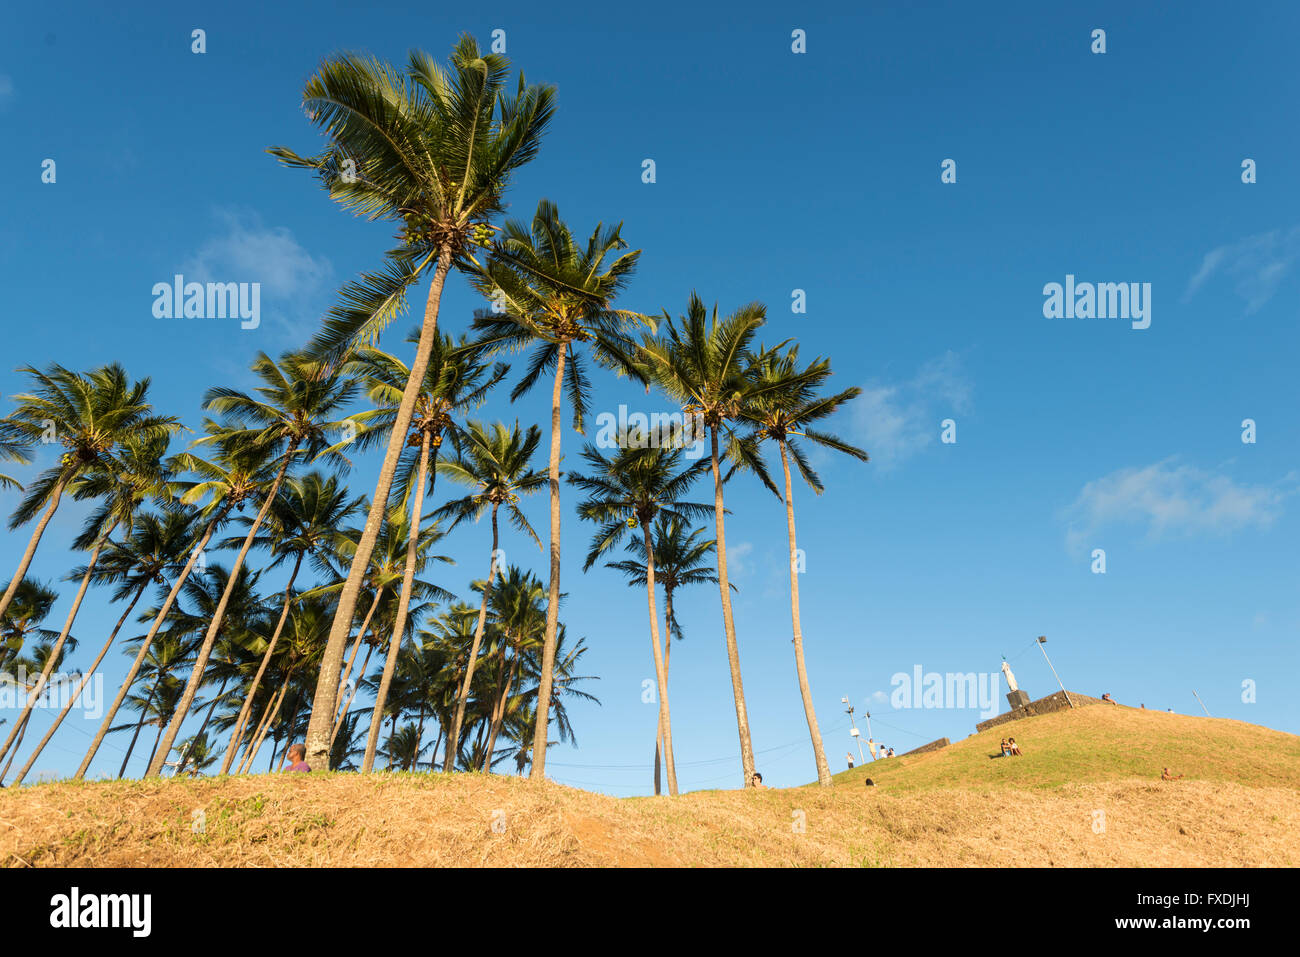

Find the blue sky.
xmin=1 ymin=0 xmax=1297 ymax=793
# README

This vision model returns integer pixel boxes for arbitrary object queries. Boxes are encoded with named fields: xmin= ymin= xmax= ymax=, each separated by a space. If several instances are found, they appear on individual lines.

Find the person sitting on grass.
xmin=863 ymin=778 xmax=875 ymax=787
xmin=1008 ymin=737 xmax=1022 ymax=756
xmin=284 ymin=743 xmax=311 ymax=773
xmin=998 ymin=738 xmax=1011 ymax=757
xmin=1161 ymin=767 xmax=1184 ymax=781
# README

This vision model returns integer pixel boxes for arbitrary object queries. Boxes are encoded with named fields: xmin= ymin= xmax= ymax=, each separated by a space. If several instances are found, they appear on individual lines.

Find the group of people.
xmin=997 ymin=737 xmax=1022 ymax=757
xmin=845 ymin=740 xmax=895 ymax=769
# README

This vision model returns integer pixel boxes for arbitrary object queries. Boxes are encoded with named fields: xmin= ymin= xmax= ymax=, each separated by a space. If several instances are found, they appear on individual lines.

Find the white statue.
xmin=1001 ymin=659 xmax=1019 ymax=693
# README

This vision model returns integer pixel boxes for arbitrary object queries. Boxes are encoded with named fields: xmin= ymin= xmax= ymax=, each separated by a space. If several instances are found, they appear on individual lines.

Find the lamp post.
xmin=1036 ymin=636 xmax=1073 ymax=708
xmin=842 ymin=697 xmax=865 ymax=765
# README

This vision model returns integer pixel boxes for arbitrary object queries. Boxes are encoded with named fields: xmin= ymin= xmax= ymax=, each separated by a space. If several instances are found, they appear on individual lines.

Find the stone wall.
xmin=901 ymin=737 xmax=950 ymax=756
xmin=974 ymin=690 xmax=1105 ymax=733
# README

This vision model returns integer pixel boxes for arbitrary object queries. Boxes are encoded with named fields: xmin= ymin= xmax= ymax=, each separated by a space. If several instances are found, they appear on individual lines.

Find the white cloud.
xmin=1184 ymin=226 xmax=1300 ymax=313
xmin=182 ymin=209 xmax=331 ymax=300
xmin=1064 ymin=459 xmax=1295 ymax=550
xmin=725 ymin=541 xmax=753 ymax=579
xmin=870 ymin=690 xmax=889 ymax=704
xmin=850 ymin=351 xmax=971 ymax=470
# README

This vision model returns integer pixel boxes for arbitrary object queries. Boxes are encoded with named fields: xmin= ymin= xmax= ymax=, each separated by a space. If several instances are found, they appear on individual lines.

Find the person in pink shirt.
xmin=284 ymin=743 xmax=312 ymax=772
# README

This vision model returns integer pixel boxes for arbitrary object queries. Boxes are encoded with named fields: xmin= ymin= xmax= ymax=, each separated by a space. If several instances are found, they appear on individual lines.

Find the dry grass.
xmin=3 ymin=706 xmax=1297 ymax=867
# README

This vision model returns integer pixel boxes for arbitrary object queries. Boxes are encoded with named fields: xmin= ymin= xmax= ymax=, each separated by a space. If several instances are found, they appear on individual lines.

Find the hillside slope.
xmin=2 ymin=706 xmax=1297 ymax=867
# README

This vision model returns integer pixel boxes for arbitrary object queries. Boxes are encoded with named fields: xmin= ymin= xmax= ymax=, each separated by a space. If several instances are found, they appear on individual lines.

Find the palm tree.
xmin=607 ymin=517 xmax=723 ymax=795
xmin=111 ymin=632 xmax=193 ymax=778
xmin=477 ymin=568 xmax=546 ymax=770
xmin=738 ymin=343 xmax=868 ymax=786
xmin=0 ymin=579 xmax=58 ymax=675
xmin=568 ymin=429 xmax=711 ymax=795
xmin=0 ymin=432 xmax=31 ymax=492
xmin=170 ymin=731 xmax=219 ymax=777
xmin=271 ymin=37 xmax=555 ymax=772
xmin=76 ymin=434 xmax=277 ymax=779
xmin=432 ymin=420 xmax=545 ymax=770
xmin=0 ymin=364 xmax=180 ymax=621
xmin=219 ymin=472 xmax=362 ymax=774
xmin=341 ymin=333 xmax=506 ymax=772
xmin=470 ymin=199 xmax=650 ymax=779
xmin=146 ymin=351 xmax=353 ymax=777
xmin=8 ymin=440 xmax=183 ymax=786
xmin=637 ymin=294 xmax=772 ymax=786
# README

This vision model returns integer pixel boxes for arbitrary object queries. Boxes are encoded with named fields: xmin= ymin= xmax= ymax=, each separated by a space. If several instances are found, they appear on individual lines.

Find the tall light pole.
xmin=1036 ymin=636 xmax=1073 ymax=708
xmin=1192 ymin=690 xmax=1211 ymax=717
xmin=842 ymin=697 xmax=865 ymax=765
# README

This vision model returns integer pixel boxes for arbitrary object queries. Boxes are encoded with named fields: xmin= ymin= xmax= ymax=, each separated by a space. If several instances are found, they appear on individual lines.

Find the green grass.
xmin=827 ymin=703 xmax=1300 ymax=792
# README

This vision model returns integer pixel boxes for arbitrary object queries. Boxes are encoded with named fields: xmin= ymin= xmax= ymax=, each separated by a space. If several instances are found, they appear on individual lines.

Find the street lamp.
xmin=842 ymin=696 xmax=865 ymax=765
xmin=1036 ymin=636 xmax=1073 ymax=708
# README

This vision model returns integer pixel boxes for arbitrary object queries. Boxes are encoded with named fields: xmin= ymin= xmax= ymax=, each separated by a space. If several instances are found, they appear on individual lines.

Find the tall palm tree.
xmin=470 ymin=199 xmax=650 ymax=779
xmin=76 ymin=434 xmax=277 ymax=779
xmin=146 ymin=351 xmax=353 ymax=777
xmin=271 ymin=37 xmax=555 ymax=772
xmin=0 ymin=364 xmax=180 ymax=621
xmin=568 ymin=429 xmax=711 ymax=795
xmin=341 ymin=333 xmax=505 ymax=773
xmin=433 ymin=420 xmax=545 ymax=769
xmin=607 ymin=517 xmax=723 ymax=795
xmin=219 ymin=472 xmax=362 ymax=774
xmin=637 ymin=294 xmax=773 ymax=786
xmin=738 ymin=343 xmax=868 ymax=786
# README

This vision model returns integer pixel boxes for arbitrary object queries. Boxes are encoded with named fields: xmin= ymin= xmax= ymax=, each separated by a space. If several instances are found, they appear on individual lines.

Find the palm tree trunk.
xmin=220 ymin=551 xmax=304 ymax=774
xmin=273 ymin=690 xmax=305 ymax=771
xmin=119 ymin=676 xmax=162 ymax=779
xmin=241 ymin=675 xmax=290 ymax=774
xmin=654 ymin=588 xmax=676 ymax=796
xmin=147 ymin=447 xmax=297 ymax=777
xmin=363 ymin=430 xmax=434 ymax=772
xmin=0 ymin=715 xmax=30 ymax=780
xmin=482 ymin=648 xmax=520 ymax=770
xmin=0 ymin=477 xmax=66 ymax=622
xmin=445 ymin=503 xmax=500 ymax=770
xmin=0 ymin=520 xmax=115 ymax=765
xmin=709 ymin=425 xmax=756 ymax=786
xmin=234 ymin=692 xmax=275 ymax=775
xmin=142 ymin=718 xmax=166 ymax=777
xmin=780 ymin=440 xmax=832 ymax=786
xmin=643 ymin=522 xmax=678 ymax=795
xmin=10 ymin=581 xmax=147 ymax=786
xmin=333 ymin=588 xmax=383 ymax=733
xmin=530 ymin=340 xmax=567 ymax=780
xmin=188 ymin=672 xmax=230 ymax=766
xmin=331 ymin=642 xmax=375 ymax=748
xmin=76 ymin=512 xmax=222 ymax=779
xmin=304 ymin=249 xmax=454 ymax=771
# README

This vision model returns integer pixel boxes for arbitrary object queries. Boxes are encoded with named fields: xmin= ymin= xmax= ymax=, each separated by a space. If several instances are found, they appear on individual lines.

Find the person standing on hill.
xmin=846 ymin=752 xmax=854 ymax=769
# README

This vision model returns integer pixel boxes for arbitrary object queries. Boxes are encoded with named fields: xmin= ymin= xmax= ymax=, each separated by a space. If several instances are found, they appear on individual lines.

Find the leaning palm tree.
xmin=738 ymin=343 xmax=868 ymax=787
xmin=0 ymin=363 xmax=180 ymax=622
xmin=0 ymin=381 xmax=180 ymax=769
xmin=568 ymin=429 xmax=711 ymax=795
xmin=636 ymin=294 xmax=773 ymax=787
xmin=432 ymin=420 xmax=545 ymax=770
xmin=219 ymin=472 xmax=362 ymax=774
xmin=270 ymin=37 xmax=555 ymax=772
xmin=7 ymin=438 xmax=179 ymax=785
xmin=145 ymin=351 xmax=353 ymax=777
xmin=607 ymin=517 xmax=723 ymax=795
xmin=470 ymin=199 xmax=650 ymax=778
xmin=76 ymin=434 xmax=278 ymax=779
xmin=340 ymin=333 xmax=505 ymax=772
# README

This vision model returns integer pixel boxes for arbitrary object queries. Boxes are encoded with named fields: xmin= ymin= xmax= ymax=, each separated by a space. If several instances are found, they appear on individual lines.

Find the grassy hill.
xmin=3 ymin=704 xmax=1297 ymax=867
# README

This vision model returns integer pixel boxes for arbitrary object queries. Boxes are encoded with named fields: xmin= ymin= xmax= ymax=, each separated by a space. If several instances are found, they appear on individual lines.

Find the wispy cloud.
xmin=850 ymin=351 xmax=971 ymax=470
xmin=1184 ymin=226 xmax=1300 ymax=313
xmin=0 ymin=75 xmax=14 ymax=108
xmin=179 ymin=209 xmax=333 ymax=340
xmin=1063 ymin=459 xmax=1295 ymax=551
xmin=725 ymin=541 xmax=753 ymax=580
